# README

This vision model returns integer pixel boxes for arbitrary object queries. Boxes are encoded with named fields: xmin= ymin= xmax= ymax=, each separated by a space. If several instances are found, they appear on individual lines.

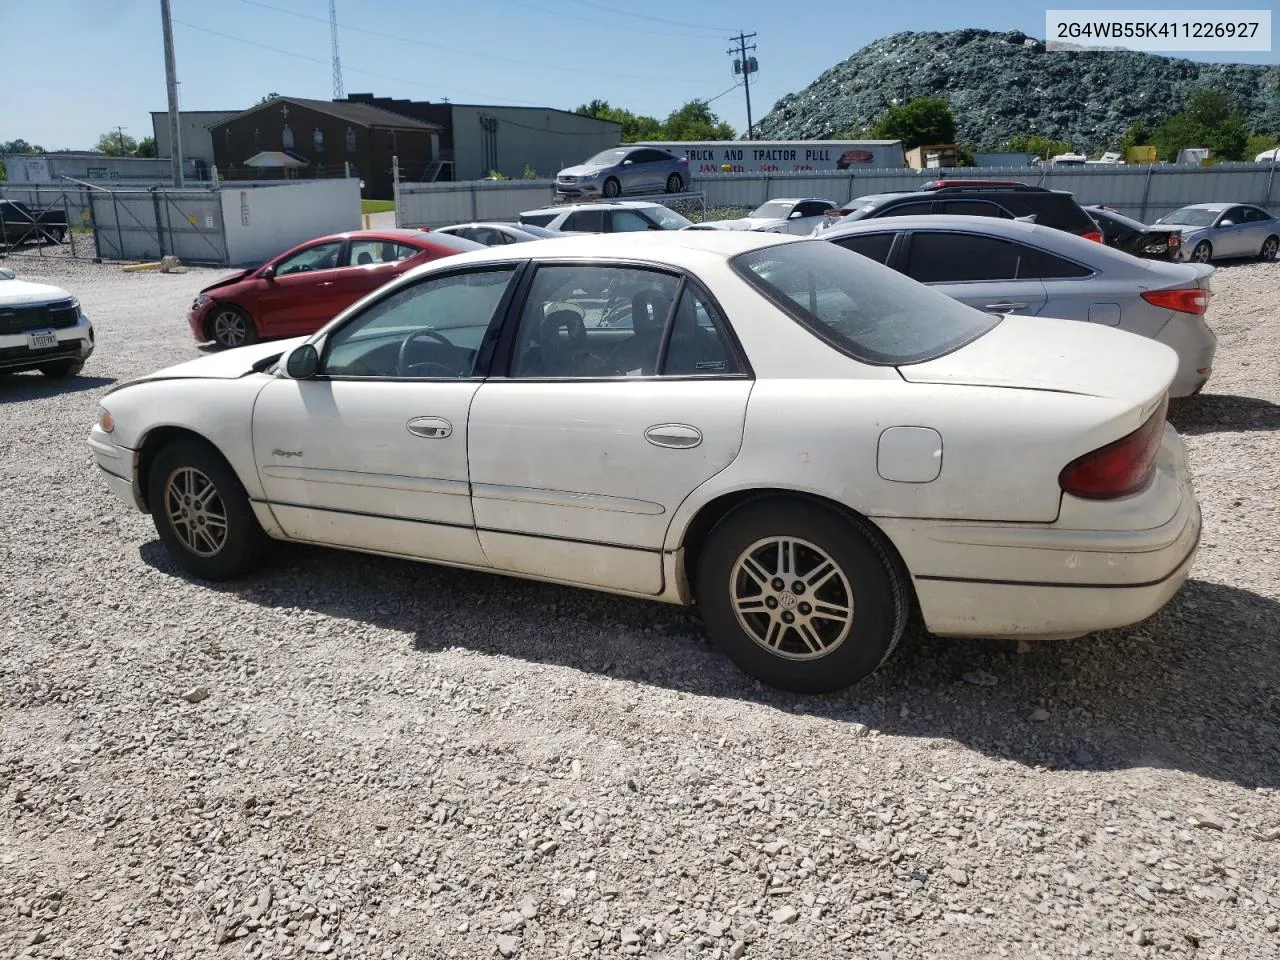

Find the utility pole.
xmin=727 ymin=31 xmax=758 ymax=139
xmin=116 ymin=126 xmax=127 ymax=155
xmin=160 ymin=0 xmax=184 ymax=186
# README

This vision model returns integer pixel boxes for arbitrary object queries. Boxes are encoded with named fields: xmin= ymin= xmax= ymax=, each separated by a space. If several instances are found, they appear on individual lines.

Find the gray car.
xmin=556 ymin=147 xmax=690 ymax=199
xmin=818 ymin=215 xmax=1218 ymax=397
xmin=432 ymin=222 xmax=564 ymax=245
xmin=1154 ymin=202 xmax=1279 ymax=264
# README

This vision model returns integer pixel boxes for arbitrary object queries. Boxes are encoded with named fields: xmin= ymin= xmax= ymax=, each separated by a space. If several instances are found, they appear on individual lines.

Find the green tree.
xmin=0 ymin=139 xmax=46 ymax=181
xmin=868 ymin=96 xmax=956 ymax=149
xmin=574 ymin=100 xmax=662 ymax=142
xmin=1184 ymin=89 xmax=1234 ymax=130
xmin=1206 ymin=116 xmax=1248 ymax=161
xmin=96 ymin=130 xmax=138 ymax=157
xmin=1119 ymin=121 xmax=1150 ymax=153
xmin=662 ymin=100 xmax=735 ymax=140
xmin=257 ymin=92 xmax=281 ymax=105
xmin=134 ymin=136 xmax=158 ymax=158
xmin=1246 ymin=133 xmax=1280 ymax=159
xmin=1002 ymin=134 xmax=1073 ymax=160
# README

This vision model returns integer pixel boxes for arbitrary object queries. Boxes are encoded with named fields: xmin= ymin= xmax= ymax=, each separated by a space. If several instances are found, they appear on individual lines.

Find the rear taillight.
xmin=1082 ymin=229 xmax=1104 ymax=243
xmin=824 ymin=208 xmax=848 ymax=219
xmin=1058 ymin=397 xmax=1168 ymax=500
xmin=1141 ymin=288 xmax=1208 ymax=315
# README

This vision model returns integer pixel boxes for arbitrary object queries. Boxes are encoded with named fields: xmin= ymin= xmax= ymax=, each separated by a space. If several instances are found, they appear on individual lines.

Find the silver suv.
xmin=518 ymin=201 xmax=693 ymax=234
xmin=555 ymin=147 xmax=690 ymax=199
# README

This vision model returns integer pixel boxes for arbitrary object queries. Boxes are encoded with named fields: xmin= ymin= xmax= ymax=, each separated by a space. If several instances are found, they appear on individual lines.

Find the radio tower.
xmin=329 ymin=0 xmax=344 ymax=99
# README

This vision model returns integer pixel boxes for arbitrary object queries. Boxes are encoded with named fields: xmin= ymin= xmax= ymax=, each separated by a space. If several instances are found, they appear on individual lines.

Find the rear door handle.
xmin=407 ymin=416 xmax=452 ymax=439
xmin=982 ymin=302 xmax=1027 ymax=312
xmin=644 ymin=423 xmax=702 ymax=449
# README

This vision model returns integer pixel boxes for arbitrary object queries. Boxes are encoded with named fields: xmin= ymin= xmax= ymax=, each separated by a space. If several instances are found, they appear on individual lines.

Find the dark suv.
xmin=817 ymin=180 xmax=1103 ymax=243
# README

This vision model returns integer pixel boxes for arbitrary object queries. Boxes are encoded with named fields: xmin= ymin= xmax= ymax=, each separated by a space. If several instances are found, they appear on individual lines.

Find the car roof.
xmin=521 ymin=200 xmax=664 ymax=215
xmin=312 ymin=228 xmax=438 ymax=242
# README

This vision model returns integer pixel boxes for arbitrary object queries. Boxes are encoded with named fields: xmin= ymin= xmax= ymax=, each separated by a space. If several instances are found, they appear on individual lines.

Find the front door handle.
xmin=644 ymin=423 xmax=702 ymax=449
xmin=982 ymin=301 xmax=1027 ymax=312
xmin=407 ymin=416 xmax=452 ymax=439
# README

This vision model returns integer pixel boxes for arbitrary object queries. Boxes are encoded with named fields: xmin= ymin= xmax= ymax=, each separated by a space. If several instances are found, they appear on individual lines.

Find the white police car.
xmin=0 ymin=266 xmax=94 ymax=378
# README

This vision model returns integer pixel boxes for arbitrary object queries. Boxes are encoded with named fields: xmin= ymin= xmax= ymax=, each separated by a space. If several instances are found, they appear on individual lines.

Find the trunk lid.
xmin=897 ymin=314 xmax=1177 ymax=407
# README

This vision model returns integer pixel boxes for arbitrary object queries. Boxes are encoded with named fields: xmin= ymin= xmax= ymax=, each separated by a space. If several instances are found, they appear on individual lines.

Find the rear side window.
xmin=831 ymin=233 xmax=895 ymax=264
xmin=1023 ymin=195 xmax=1096 ymax=233
xmin=562 ymin=210 xmax=605 ymax=232
xmin=519 ymin=213 xmax=557 ymax=227
xmin=940 ymin=200 xmax=1010 ymax=218
xmin=875 ymin=201 xmax=934 ymax=218
xmin=1013 ymin=244 xmax=1092 ymax=278
xmin=905 ymin=233 xmax=1020 ymax=282
xmin=731 ymin=240 xmax=999 ymax=366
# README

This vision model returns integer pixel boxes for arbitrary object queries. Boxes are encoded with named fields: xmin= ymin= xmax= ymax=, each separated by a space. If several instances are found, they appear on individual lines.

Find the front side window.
xmin=940 ymin=200 xmax=1009 ymax=218
xmin=731 ymin=240 xmax=999 ymax=366
xmin=509 ymin=265 xmax=680 ymax=377
xmin=609 ymin=210 xmax=653 ymax=232
xmin=876 ymin=201 xmax=935 ymax=218
xmin=562 ymin=210 xmax=605 ymax=232
xmin=519 ymin=213 xmax=557 ymax=228
xmin=641 ymin=206 xmax=693 ymax=230
xmin=904 ymin=233 xmax=1021 ymax=283
xmin=322 ymin=268 xmax=516 ymax=378
xmin=275 ymin=241 xmax=343 ymax=275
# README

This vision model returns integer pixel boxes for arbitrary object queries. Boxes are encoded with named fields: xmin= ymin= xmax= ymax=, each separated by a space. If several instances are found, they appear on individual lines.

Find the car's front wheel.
xmin=1191 ymin=241 xmax=1213 ymax=264
xmin=602 ymin=177 xmax=621 ymax=198
xmin=38 ymin=359 xmax=83 ymax=379
xmin=207 ymin=305 xmax=258 ymax=349
xmin=147 ymin=439 xmax=269 ymax=581
xmin=695 ymin=499 xmax=910 ymax=694
xmin=665 ymin=174 xmax=683 ymax=193
xmin=1260 ymin=235 xmax=1278 ymax=262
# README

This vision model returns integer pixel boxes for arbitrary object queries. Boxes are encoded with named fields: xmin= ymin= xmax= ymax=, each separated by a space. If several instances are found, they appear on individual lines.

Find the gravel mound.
xmin=2 ymin=257 xmax=1278 ymax=959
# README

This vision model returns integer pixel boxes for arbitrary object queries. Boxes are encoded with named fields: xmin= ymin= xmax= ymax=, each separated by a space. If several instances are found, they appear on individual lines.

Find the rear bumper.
xmin=875 ymin=427 xmax=1201 ymax=638
xmin=1154 ymin=315 xmax=1217 ymax=398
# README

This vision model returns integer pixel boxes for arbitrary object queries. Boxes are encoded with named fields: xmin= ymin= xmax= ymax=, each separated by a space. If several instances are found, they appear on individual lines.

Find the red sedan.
xmin=187 ymin=229 xmax=485 ymax=348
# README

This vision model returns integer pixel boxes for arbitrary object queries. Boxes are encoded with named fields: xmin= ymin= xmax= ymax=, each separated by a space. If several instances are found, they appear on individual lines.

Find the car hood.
xmin=108 ymin=337 xmax=308 ymax=394
xmin=557 ymin=164 xmax=606 ymax=178
xmin=898 ymin=313 xmax=1177 ymax=405
xmin=200 ymin=268 xmax=255 ymax=293
xmin=0 ymin=278 xmax=75 ymax=306
xmin=1156 ymin=223 xmax=1210 ymax=235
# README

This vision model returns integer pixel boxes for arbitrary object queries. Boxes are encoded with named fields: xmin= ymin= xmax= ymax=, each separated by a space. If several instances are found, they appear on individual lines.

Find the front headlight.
xmin=97 ymin=405 xmax=114 ymax=433
xmin=582 ymin=172 xmax=599 ymax=180
xmin=192 ymin=293 xmax=211 ymax=310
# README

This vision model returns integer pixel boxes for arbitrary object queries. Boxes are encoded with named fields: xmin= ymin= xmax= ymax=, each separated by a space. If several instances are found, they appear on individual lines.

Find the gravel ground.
xmin=2 ymin=254 xmax=1279 ymax=960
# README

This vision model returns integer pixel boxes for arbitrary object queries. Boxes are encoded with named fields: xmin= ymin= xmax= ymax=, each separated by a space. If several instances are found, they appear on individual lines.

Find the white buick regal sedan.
xmin=89 ymin=231 xmax=1201 ymax=693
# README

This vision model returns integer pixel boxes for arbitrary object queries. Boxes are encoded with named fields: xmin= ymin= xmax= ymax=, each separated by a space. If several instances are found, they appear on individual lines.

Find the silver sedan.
xmin=555 ymin=147 xmax=690 ymax=199
xmin=819 ymin=215 xmax=1218 ymax=397
xmin=432 ymin=222 xmax=564 ymax=245
xmin=1154 ymin=203 xmax=1279 ymax=263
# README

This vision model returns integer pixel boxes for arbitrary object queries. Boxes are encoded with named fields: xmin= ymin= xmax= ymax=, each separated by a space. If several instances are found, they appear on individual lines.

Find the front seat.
xmin=608 ymin=289 xmax=670 ymax=375
xmin=356 ymin=251 xmax=374 ymax=265
xmin=532 ymin=309 xmax=589 ymax=376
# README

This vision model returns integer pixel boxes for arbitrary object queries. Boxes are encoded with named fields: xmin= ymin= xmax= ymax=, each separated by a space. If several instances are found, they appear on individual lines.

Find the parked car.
xmin=432 ymin=222 xmax=564 ymax=245
xmin=819 ymin=215 xmax=1217 ymax=397
xmin=0 ymin=267 xmax=94 ymax=378
xmin=686 ymin=198 xmax=841 ymax=236
xmin=518 ymin=200 xmax=692 ymax=234
xmin=91 ymin=231 xmax=1200 ymax=694
xmin=555 ymin=146 xmax=689 ymax=198
xmin=815 ymin=180 xmax=1104 ymax=243
xmin=1153 ymin=203 xmax=1279 ymax=264
xmin=0 ymin=198 xmax=69 ymax=245
xmin=187 ymin=228 xmax=485 ymax=348
xmin=1084 ymin=205 xmax=1181 ymax=261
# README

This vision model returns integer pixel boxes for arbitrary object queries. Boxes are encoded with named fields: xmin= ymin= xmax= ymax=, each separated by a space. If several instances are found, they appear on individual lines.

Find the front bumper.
xmin=555 ymin=180 xmax=602 ymax=196
xmin=88 ymin=424 xmax=145 ymax=511
xmin=874 ymin=426 xmax=1202 ymax=638
xmin=188 ymin=299 xmax=214 ymax=342
xmin=0 ymin=312 xmax=94 ymax=373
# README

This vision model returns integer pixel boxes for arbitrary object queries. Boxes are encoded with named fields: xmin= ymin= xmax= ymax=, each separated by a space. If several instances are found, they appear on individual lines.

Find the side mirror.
xmin=260 ymin=263 xmax=276 ymax=280
xmin=1218 ymin=219 xmax=1234 ymax=227
xmin=284 ymin=343 xmax=319 ymax=379
xmin=621 ymin=159 xmax=633 ymax=165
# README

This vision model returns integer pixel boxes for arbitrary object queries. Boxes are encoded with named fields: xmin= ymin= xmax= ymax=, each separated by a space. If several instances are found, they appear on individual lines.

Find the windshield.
xmin=1158 ymin=208 xmax=1220 ymax=226
xmin=585 ymin=149 xmax=630 ymax=166
xmin=644 ymin=206 xmax=693 ymax=230
xmin=731 ymin=240 xmax=1000 ymax=365
xmin=750 ymin=201 xmax=795 ymax=219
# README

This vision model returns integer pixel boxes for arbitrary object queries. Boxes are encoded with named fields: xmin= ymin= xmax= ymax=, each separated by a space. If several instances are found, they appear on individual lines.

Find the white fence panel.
xmin=221 ymin=179 xmax=361 ymax=267
xmin=397 ymin=180 xmax=558 ymax=228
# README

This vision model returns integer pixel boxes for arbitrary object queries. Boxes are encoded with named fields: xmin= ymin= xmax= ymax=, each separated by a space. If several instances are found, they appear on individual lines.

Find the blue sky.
xmin=5 ymin=0 xmax=1278 ymax=150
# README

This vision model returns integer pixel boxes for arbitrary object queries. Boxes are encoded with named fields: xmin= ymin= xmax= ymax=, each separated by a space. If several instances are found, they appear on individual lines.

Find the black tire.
xmin=665 ymin=173 xmax=683 ymax=194
xmin=53 ymin=228 xmax=67 ymax=244
xmin=205 ymin=304 xmax=258 ymax=349
xmin=694 ymin=498 xmax=909 ymax=694
xmin=38 ymin=359 xmax=83 ymax=379
xmin=1191 ymin=241 xmax=1213 ymax=264
xmin=1260 ymin=235 xmax=1279 ymax=262
xmin=147 ymin=438 xmax=269 ymax=581
xmin=602 ymin=177 xmax=621 ymax=199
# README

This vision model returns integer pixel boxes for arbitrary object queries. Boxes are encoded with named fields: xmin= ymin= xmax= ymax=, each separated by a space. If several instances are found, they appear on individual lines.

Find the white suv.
xmin=0 ymin=266 xmax=95 ymax=379
xmin=517 ymin=200 xmax=692 ymax=235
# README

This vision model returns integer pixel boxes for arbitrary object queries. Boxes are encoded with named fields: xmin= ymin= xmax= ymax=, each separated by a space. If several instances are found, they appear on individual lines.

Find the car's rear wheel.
xmin=38 ymin=359 xmax=83 ymax=379
xmin=665 ymin=174 xmax=683 ymax=194
xmin=147 ymin=439 xmax=268 ymax=581
xmin=1191 ymin=241 xmax=1213 ymax=264
xmin=207 ymin=305 xmax=258 ymax=349
xmin=1260 ymin=235 xmax=1278 ymax=262
xmin=695 ymin=499 xmax=909 ymax=694
xmin=602 ymin=177 xmax=621 ymax=198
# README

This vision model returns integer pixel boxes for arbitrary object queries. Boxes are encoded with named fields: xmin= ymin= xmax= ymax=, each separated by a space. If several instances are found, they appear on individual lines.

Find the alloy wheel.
xmin=1263 ymin=238 xmax=1278 ymax=261
xmin=1192 ymin=243 xmax=1212 ymax=264
xmin=164 ymin=467 xmax=229 ymax=557
xmin=212 ymin=309 xmax=248 ymax=347
xmin=729 ymin=536 xmax=855 ymax=661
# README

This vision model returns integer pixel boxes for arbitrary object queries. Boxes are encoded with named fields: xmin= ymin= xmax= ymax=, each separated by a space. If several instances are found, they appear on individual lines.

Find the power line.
xmin=482 ymin=0 xmax=723 ymax=39
xmin=230 ymin=0 xmax=690 ymax=79
xmin=557 ymin=0 xmax=724 ymax=33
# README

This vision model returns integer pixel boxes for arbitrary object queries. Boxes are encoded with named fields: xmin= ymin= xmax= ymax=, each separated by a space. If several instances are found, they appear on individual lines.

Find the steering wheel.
xmin=396 ymin=329 xmax=457 ymax=377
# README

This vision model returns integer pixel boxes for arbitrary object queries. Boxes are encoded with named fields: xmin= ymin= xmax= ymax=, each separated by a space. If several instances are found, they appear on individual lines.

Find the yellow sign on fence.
xmin=1124 ymin=145 xmax=1158 ymax=165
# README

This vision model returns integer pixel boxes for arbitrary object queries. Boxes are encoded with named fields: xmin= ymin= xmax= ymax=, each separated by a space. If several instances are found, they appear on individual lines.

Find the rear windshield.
xmin=731 ymin=240 xmax=1000 ymax=366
